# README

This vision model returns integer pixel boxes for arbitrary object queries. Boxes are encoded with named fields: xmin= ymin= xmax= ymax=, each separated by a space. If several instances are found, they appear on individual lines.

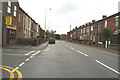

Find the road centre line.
xmin=19 ymin=62 xmax=25 ymax=67
xmin=12 ymin=67 xmax=19 ymax=72
xmin=70 ymin=47 xmax=75 ymax=50
xmin=25 ymin=58 xmax=30 ymax=62
xmin=32 ymin=51 xmax=41 ymax=55
xmin=30 ymin=55 xmax=34 ymax=59
xmin=77 ymin=50 xmax=88 ymax=57
xmin=96 ymin=60 xmax=120 ymax=75
xmin=25 ymin=51 xmax=35 ymax=55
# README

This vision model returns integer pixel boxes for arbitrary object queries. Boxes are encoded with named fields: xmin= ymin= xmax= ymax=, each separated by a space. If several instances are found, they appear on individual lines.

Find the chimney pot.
xmin=102 ymin=15 xmax=107 ymax=19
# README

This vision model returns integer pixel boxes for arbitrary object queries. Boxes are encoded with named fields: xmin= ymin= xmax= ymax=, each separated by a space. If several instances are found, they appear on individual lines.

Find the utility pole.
xmin=70 ymin=25 xmax=71 ymax=31
xmin=44 ymin=8 xmax=52 ymax=41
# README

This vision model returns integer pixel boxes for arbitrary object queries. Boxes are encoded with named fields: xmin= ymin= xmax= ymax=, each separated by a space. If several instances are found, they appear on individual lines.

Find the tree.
xmin=102 ymin=28 xmax=112 ymax=44
xmin=55 ymin=34 xmax=60 ymax=39
xmin=45 ymin=30 xmax=56 ymax=38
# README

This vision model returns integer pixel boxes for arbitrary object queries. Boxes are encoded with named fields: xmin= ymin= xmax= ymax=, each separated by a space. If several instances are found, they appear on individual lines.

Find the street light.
xmin=45 ymin=8 xmax=52 ymax=31
xmin=44 ymin=8 xmax=52 ymax=41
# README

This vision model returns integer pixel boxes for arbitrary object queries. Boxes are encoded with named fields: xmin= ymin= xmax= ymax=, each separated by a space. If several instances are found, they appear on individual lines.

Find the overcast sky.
xmin=19 ymin=0 xmax=120 ymax=34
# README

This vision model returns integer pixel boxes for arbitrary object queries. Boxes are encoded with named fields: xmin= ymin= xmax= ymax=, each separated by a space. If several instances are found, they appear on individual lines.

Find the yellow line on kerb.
xmin=0 ymin=67 xmax=14 ymax=80
xmin=43 ymin=45 xmax=50 ymax=51
xmin=0 ymin=65 xmax=22 ymax=80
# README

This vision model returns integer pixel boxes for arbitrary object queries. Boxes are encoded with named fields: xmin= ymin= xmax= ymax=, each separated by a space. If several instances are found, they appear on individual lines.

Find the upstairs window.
xmin=91 ymin=26 xmax=93 ymax=31
xmin=81 ymin=29 xmax=83 ymax=34
xmin=105 ymin=20 xmax=107 ymax=28
xmin=14 ymin=5 xmax=17 ymax=17
xmin=7 ymin=0 xmax=11 ymax=14
xmin=19 ymin=13 xmax=21 ymax=23
xmin=97 ymin=24 xmax=99 ymax=31
xmin=87 ymin=26 xmax=89 ymax=32
xmin=115 ymin=18 xmax=119 ymax=27
xmin=83 ymin=28 xmax=85 ymax=34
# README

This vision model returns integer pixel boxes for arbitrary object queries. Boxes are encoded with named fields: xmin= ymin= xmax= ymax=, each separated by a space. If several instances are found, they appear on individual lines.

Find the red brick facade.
xmin=2 ymin=1 xmax=45 ymax=46
xmin=67 ymin=12 xmax=120 ymax=51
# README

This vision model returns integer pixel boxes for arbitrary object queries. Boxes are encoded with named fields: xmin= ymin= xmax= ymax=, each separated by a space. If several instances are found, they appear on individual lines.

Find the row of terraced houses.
xmin=1 ymin=0 xmax=45 ymax=46
xmin=67 ymin=13 xmax=120 ymax=51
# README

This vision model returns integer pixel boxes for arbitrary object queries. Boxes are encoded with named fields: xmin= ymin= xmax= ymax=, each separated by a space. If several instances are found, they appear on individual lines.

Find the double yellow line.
xmin=0 ymin=65 xmax=22 ymax=80
xmin=43 ymin=45 xmax=50 ymax=51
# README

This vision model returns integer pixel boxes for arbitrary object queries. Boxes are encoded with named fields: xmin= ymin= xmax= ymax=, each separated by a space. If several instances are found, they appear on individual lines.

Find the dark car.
xmin=49 ymin=38 xmax=55 ymax=44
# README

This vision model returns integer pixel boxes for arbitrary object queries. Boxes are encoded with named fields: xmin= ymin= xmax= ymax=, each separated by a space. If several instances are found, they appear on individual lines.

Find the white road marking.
xmin=12 ymin=67 xmax=19 ymax=72
xmin=96 ymin=60 xmax=120 ymax=75
xmin=70 ymin=47 xmax=75 ymax=50
xmin=19 ymin=62 xmax=25 ymax=67
xmin=25 ymin=51 xmax=35 ymax=55
xmin=66 ymin=45 xmax=69 ymax=47
xmin=30 ymin=56 xmax=34 ymax=59
xmin=77 ymin=50 xmax=88 ymax=57
xmin=25 ymin=58 xmax=30 ymax=62
xmin=32 ymin=51 xmax=41 ymax=56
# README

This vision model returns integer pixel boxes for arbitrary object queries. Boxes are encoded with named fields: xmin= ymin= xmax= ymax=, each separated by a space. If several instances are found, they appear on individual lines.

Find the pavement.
xmin=69 ymin=41 xmax=120 ymax=55
xmin=2 ymin=41 xmax=49 ymax=51
xmin=1 ymin=41 xmax=120 ymax=79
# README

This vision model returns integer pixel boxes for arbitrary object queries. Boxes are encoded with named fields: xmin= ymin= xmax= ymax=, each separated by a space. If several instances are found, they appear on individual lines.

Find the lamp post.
xmin=44 ymin=8 xmax=52 ymax=41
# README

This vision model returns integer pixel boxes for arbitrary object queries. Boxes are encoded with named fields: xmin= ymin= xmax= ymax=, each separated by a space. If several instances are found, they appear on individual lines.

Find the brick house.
xmin=2 ymin=1 xmax=19 ymax=46
xmin=2 ymin=0 xmax=45 ymax=46
xmin=67 ymin=12 xmax=120 ymax=51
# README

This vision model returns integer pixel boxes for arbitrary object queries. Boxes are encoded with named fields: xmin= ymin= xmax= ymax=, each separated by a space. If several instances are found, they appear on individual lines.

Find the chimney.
xmin=75 ymin=26 xmax=77 ymax=29
xmin=92 ymin=20 xmax=96 ymax=23
xmin=102 ymin=15 xmax=107 ymax=19
xmin=89 ymin=22 xmax=91 ymax=25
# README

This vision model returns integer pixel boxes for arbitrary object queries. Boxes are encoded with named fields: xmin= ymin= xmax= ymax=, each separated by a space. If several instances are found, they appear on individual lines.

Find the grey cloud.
xmin=56 ymin=2 xmax=80 ymax=15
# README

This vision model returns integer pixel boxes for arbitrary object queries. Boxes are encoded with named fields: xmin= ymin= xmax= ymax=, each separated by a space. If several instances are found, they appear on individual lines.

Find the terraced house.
xmin=67 ymin=12 xmax=120 ymax=51
xmin=2 ymin=0 xmax=45 ymax=46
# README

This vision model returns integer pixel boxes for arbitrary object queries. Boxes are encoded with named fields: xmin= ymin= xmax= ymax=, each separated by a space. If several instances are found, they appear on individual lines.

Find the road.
xmin=1 ymin=41 xmax=120 ymax=79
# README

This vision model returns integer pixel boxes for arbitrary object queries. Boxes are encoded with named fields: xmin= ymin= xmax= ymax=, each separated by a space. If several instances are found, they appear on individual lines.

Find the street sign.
xmin=6 ymin=16 xmax=12 ymax=25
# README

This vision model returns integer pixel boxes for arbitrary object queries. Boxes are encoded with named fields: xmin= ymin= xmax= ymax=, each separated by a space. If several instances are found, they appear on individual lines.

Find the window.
xmin=19 ymin=13 xmax=21 ymax=23
xmin=90 ymin=35 xmax=93 ymax=40
xmin=87 ymin=26 xmax=89 ymax=32
xmin=7 ymin=0 xmax=11 ymax=14
xmin=81 ymin=29 xmax=83 ymax=34
xmin=14 ymin=5 xmax=17 ymax=17
xmin=91 ymin=26 xmax=93 ymax=31
xmin=105 ymin=20 xmax=107 ymax=28
xmin=97 ymin=24 xmax=99 ymax=31
xmin=83 ymin=28 xmax=85 ymax=34
xmin=115 ymin=18 xmax=119 ymax=27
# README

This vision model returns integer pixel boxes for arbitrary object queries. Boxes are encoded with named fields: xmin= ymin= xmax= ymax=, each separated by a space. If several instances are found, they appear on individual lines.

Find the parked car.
xmin=49 ymin=38 xmax=55 ymax=44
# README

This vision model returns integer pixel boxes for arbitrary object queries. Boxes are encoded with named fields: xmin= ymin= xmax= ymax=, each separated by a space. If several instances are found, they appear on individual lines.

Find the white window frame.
xmin=105 ymin=20 xmax=107 ymax=28
xmin=97 ymin=24 xmax=99 ymax=31
xmin=115 ymin=18 xmax=119 ymax=27
xmin=7 ymin=0 xmax=11 ymax=14
xmin=91 ymin=26 xmax=93 ymax=31
xmin=81 ymin=29 xmax=83 ymax=34
xmin=14 ymin=5 xmax=17 ymax=17
xmin=87 ymin=26 xmax=89 ymax=33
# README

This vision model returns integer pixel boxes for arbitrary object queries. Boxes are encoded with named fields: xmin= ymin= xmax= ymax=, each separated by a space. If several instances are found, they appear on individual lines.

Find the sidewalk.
xmin=67 ymin=41 xmax=120 ymax=55
xmin=2 ymin=41 xmax=49 ymax=51
xmin=29 ymin=41 xmax=49 ymax=50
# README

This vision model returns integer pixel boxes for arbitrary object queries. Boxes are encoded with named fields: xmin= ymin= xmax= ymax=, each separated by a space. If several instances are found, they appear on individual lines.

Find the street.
xmin=1 ymin=41 xmax=119 ymax=79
